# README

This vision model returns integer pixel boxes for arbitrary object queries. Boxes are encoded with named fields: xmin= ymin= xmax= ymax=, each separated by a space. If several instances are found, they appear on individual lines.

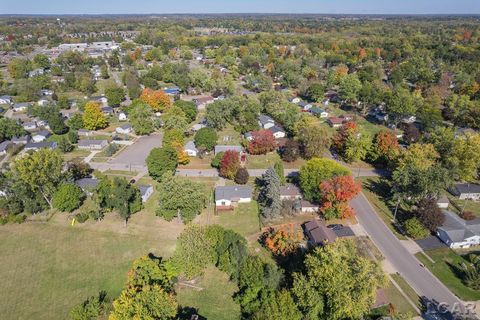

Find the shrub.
xmin=403 ymin=217 xmax=429 ymax=239
xmin=211 ymin=151 xmax=224 ymax=168
xmin=461 ymin=211 xmax=476 ymax=221
xmin=75 ymin=212 xmax=89 ymax=223
xmin=235 ymin=167 xmax=250 ymax=184
xmin=105 ymin=143 xmax=119 ymax=157
xmin=52 ymin=184 xmax=85 ymax=212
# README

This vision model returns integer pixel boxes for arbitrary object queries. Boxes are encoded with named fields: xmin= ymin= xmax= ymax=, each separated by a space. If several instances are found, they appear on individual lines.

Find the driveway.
xmin=351 ymin=192 xmax=469 ymax=314
xmin=110 ymin=133 xmax=163 ymax=166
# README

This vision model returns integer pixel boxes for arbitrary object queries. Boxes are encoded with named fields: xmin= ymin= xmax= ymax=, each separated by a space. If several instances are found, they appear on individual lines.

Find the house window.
xmin=221 ymin=201 xmax=226 ymax=206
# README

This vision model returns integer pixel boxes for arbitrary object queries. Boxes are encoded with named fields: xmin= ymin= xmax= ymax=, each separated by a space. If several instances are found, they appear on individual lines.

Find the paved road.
xmin=175 ymin=167 xmax=382 ymax=178
xmin=351 ymin=192 xmax=470 ymax=315
xmin=110 ymin=133 xmax=163 ymax=166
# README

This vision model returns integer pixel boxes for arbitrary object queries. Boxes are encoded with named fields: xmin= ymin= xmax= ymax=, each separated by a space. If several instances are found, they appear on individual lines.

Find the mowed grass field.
xmin=0 ymin=210 xmax=184 ymax=320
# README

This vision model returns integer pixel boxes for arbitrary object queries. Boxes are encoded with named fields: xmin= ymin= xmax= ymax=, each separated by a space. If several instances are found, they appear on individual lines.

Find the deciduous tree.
xmin=247 ymin=130 xmax=276 ymax=155
xmin=219 ymin=150 xmax=240 ymax=180
xmin=140 ymin=88 xmax=172 ymax=112
xmin=82 ymin=101 xmax=108 ymax=130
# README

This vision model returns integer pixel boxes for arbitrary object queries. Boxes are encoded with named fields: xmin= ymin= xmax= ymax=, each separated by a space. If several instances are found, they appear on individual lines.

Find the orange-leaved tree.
xmin=261 ymin=225 xmax=304 ymax=257
xmin=140 ymin=88 xmax=172 ymax=112
xmin=319 ymin=175 xmax=361 ymax=220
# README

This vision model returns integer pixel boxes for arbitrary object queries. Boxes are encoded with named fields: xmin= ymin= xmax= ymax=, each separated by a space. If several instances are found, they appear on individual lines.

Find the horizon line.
xmin=1 ymin=13 xmax=480 ymax=16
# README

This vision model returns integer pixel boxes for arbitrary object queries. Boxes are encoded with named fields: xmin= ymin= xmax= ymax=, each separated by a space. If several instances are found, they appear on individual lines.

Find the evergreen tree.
xmin=258 ymin=167 xmax=282 ymax=219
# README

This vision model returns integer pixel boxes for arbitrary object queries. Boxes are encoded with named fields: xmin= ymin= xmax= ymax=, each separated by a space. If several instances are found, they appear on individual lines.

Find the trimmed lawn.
xmin=445 ymin=193 xmax=480 ymax=217
xmin=416 ymin=248 xmax=480 ymax=301
xmin=246 ymin=152 xmax=281 ymax=169
xmin=384 ymin=279 xmax=418 ymax=315
xmin=61 ymin=148 xmax=91 ymax=161
xmin=216 ymin=125 xmax=243 ymax=146
xmin=358 ymin=177 xmax=407 ymax=240
xmin=217 ymin=201 xmax=261 ymax=238
xmin=390 ymin=273 xmax=421 ymax=312
xmin=0 ymin=211 xmax=183 ymax=320
xmin=176 ymin=266 xmax=241 ymax=320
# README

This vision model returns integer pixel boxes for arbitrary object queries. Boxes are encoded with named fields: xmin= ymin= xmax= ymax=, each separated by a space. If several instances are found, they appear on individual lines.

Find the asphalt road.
xmin=351 ymin=192 xmax=471 ymax=316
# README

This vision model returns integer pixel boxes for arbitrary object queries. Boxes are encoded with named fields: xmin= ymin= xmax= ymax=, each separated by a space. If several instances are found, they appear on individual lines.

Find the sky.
xmin=1 ymin=0 xmax=480 ymax=15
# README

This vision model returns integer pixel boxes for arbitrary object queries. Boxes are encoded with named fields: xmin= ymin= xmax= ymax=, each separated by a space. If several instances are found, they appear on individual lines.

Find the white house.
xmin=289 ymin=97 xmax=301 ymax=104
xmin=309 ymin=107 xmax=329 ymax=118
xmin=32 ymin=130 xmax=51 ymax=142
xmin=118 ymin=112 xmax=127 ymax=121
xmin=258 ymin=115 xmax=275 ymax=129
xmin=78 ymin=140 xmax=108 ymax=150
xmin=437 ymin=211 xmax=480 ymax=249
xmin=0 ymin=95 xmax=12 ymax=105
xmin=138 ymin=185 xmax=154 ymax=202
xmin=12 ymin=102 xmax=30 ymax=112
xmin=301 ymin=200 xmax=319 ymax=213
xmin=451 ymin=183 xmax=480 ymax=201
xmin=193 ymin=96 xmax=214 ymax=110
xmin=184 ymin=141 xmax=198 ymax=157
xmin=116 ymin=124 xmax=132 ymax=134
xmin=37 ymin=99 xmax=49 ymax=107
xmin=215 ymin=185 xmax=252 ymax=208
xmin=280 ymin=184 xmax=302 ymax=200
xmin=401 ymin=115 xmax=416 ymax=124
xmin=436 ymin=196 xmax=449 ymax=209
xmin=268 ymin=125 xmax=286 ymax=139
xmin=22 ymin=121 xmax=37 ymax=131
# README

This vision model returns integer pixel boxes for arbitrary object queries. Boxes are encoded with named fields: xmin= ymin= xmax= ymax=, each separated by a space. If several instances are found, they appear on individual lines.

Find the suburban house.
xmin=289 ymin=97 xmax=301 ymax=104
xmin=37 ymin=99 xmax=49 ymax=107
xmin=215 ymin=185 xmax=253 ymax=209
xmin=450 ymin=183 xmax=480 ymax=201
xmin=78 ymin=139 xmax=108 ymax=150
xmin=0 ymin=141 xmax=12 ymax=155
xmin=268 ymin=125 xmax=286 ymax=139
xmin=90 ymin=95 xmax=108 ymax=106
xmin=118 ymin=112 xmax=127 ymax=121
xmin=258 ymin=115 xmax=275 ymax=129
xmin=39 ymin=89 xmax=54 ymax=96
xmin=214 ymin=145 xmax=242 ymax=155
xmin=303 ymin=220 xmax=337 ymax=246
xmin=78 ymin=129 xmax=94 ymax=137
xmin=12 ymin=135 xmax=30 ymax=144
xmin=436 ymin=196 xmax=449 ymax=209
xmin=75 ymin=178 xmax=99 ymax=195
xmin=24 ymin=141 xmax=57 ymax=151
xmin=193 ymin=96 xmax=214 ymax=110
xmin=437 ymin=211 xmax=480 ymax=249
xmin=279 ymin=183 xmax=302 ymax=200
xmin=0 ymin=95 xmax=12 ymax=105
xmin=301 ymin=200 xmax=319 ymax=213
xmin=298 ymin=101 xmax=313 ymax=111
xmin=164 ymin=86 xmax=180 ymax=96
xmin=116 ymin=124 xmax=132 ymax=134
xmin=32 ymin=130 xmax=51 ymax=142
xmin=191 ymin=123 xmax=206 ymax=132
xmin=401 ymin=115 xmax=416 ymax=124
xmin=327 ymin=117 xmax=345 ymax=128
xmin=12 ymin=102 xmax=30 ymax=112
xmin=28 ymin=68 xmax=44 ymax=78
xmin=22 ymin=121 xmax=37 ymax=131
xmin=309 ymin=107 xmax=329 ymax=118
xmin=184 ymin=141 xmax=198 ymax=157
xmin=138 ymin=185 xmax=154 ymax=202
xmin=101 ymin=106 xmax=114 ymax=116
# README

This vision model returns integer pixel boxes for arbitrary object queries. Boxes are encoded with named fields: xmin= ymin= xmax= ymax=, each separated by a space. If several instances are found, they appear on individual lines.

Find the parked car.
xmin=327 ymin=224 xmax=344 ymax=231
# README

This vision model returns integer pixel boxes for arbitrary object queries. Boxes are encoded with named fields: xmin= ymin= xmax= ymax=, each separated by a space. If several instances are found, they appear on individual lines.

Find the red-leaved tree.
xmin=219 ymin=150 xmax=240 ymax=180
xmin=319 ymin=175 xmax=361 ymax=220
xmin=247 ymin=130 xmax=276 ymax=155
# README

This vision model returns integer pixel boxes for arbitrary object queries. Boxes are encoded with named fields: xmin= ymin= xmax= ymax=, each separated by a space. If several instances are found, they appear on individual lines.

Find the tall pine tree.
xmin=258 ymin=167 xmax=282 ymax=219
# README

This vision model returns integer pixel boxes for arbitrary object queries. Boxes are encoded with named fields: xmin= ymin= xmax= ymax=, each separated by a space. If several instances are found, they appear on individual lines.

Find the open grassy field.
xmin=176 ymin=266 xmax=241 ymax=320
xmin=416 ymin=248 xmax=480 ymax=301
xmin=0 ymin=210 xmax=183 ymax=320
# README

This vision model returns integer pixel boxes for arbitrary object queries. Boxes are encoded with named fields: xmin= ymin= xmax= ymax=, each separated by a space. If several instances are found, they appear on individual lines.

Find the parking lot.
xmin=109 ymin=133 xmax=163 ymax=166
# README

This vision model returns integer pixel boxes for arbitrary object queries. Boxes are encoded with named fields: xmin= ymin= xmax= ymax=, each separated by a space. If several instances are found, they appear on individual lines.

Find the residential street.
xmin=351 ymin=193 xmax=470 ymax=315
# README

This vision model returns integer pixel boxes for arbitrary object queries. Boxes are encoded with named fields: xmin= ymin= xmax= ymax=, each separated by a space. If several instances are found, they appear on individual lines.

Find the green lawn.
xmin=0 ymin=211 xmax=183 ymax=320
xmin=390 ymin=273 xmax=421 ymax=313
xmin=176 ymin=266 xmax=241 ymax=320
xmin=61 ymin=148 xmax=91 ymax=161
xmin=216 ymin=125 xmax=243 ymax=146
xmin=358 ymin=177 xmax=407 ymax=240
xmin=216 ymin=201 xmax=261 ymax=238
xmin=383 ymin=279 xmax=418 ymax=315
xmin=416 ymin=248 xmax=480 ymax=301
xmin=445 ymin=193 xmax=480 ymax=217
xmin=246 ymin=152 xmax=281 ymax=169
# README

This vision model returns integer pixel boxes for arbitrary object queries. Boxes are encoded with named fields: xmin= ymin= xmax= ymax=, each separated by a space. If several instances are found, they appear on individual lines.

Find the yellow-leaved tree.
xmin=82 ymin=101 xmax=108 ymax=130
xmin=140 ymin=88 xmax=172 ymax=112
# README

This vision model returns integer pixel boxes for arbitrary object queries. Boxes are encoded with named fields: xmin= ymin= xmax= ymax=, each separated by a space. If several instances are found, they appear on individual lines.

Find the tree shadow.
xmin=177 ymin=307 xmax=207 ymax=320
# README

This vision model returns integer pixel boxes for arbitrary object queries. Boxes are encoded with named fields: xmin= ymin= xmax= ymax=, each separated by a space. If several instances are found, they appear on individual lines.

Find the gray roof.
xmin=454 ymin=183 xmax=480 ymax=195
xmin=78 ymin=139 xmax=108 ymax=147
xmin=0 ymin=141 xmax=12 ymax=152
xmin=215 ymin=185 xmax=252 ymax=201
xmin=268 ymin=125 xmax=285 ymax=134
xmin=280 ymin=183 xmax=301 ymax=197
xmin=138 ymin=185 xmax=153 ymax=196
xmin=119 ymin=124 xmax=132 ymax=130
xmin=258 ymin=115 xmax=274 ymax=125
xmin=25 ymin=141 xmax=57 ymax=150
xmin=34 ymin=130 xmax=51 ymax=138
xmin=75 ymin=178 xmax=99 ymax=190
xmin=12 ymin=135 xmax=30 ymax=143
xmin=184 ymin=141 xmax=198 ymax=152
xmin=214 ymin=145 xmax=242 ymax=155
xmin=438 ymin=211 xmax=480 ymax=242
xmin=13 ymin=102 xmax=30 ymax=108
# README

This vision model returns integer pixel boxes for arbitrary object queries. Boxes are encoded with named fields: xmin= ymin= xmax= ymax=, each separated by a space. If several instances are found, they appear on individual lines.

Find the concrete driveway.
xmin=110 ymin=133 xmax=163 ymax=166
